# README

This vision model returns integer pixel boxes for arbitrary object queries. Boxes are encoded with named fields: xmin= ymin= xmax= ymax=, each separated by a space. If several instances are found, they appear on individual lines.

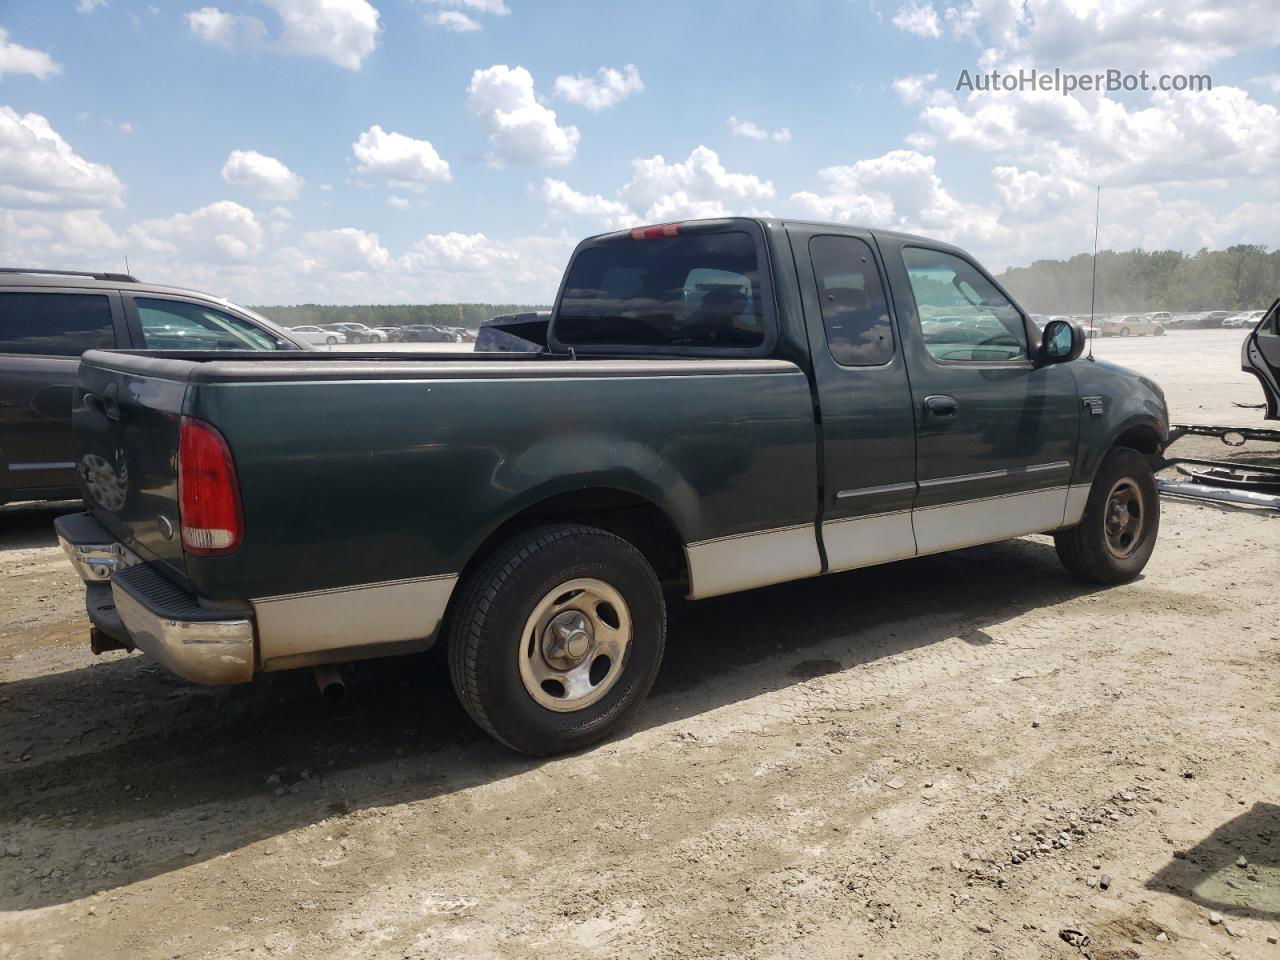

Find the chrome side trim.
xmin=822 ymin=510 xmax=917 ymax=572
xmin=913 ymin=486 xmax=1070 ymax=556
xmin=253 ymin=573 xmax=458 ymax=671
xmin=111 ymin=581 xmax=255 ymax=685
xmin=1062 ymin=483 xmax=1091 ymax=526
xmin=918 ymin=461 xmax=1071 ymax=489
xmin=11 ymin=460 xmax=76 ymax=472
xmin=835 ymin=481 xmax=917 ymax=501
xmin=685 ymin=523 xmax=821 ymax=599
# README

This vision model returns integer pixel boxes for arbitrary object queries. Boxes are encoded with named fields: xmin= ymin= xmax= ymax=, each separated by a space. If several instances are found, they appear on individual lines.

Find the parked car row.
xmin=1029 ymin=309 xmax=1270 ymax=336
xmin=285 ymin=321 xmax=473 ymax=344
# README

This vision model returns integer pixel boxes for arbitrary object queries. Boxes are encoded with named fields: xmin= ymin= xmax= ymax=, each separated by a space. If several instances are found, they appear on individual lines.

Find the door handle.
xmin=924 ymin=395 xmax=959 ymax=419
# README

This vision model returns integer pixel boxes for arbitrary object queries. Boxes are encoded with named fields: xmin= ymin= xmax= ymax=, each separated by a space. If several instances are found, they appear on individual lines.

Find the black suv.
xmin=0 ymin=268 xmax=307 ymax=507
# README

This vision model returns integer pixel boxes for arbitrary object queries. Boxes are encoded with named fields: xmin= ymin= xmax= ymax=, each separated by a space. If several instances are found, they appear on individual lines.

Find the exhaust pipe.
xmin=313 ymin=664 xmax=346 ymax=705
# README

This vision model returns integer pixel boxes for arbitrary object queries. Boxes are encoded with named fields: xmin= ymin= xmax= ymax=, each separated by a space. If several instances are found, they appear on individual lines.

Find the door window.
xmin=809 ymin=235 xmax=894 ymax=366
xmin=0 ymin=292 xmax=115 ymax=356
xmin=135 ymin=298 xmax=279 ymax=351
xmin=902 ymin=248 xmax=1026 ymax=362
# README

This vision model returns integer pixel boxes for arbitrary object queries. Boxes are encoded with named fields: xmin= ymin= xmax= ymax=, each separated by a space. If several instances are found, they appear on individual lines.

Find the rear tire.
xmin=326 ymin=336 xmax=337 ymax=345
xmin=1054 ymin=446 xmax=1159 ymax=584
xmin=447 ymin=523 xmax=666 ymax=756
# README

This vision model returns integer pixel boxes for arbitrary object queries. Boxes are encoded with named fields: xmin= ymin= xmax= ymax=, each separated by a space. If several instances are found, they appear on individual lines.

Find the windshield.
xmin=556 ymin=229 xmax=767 ymax=349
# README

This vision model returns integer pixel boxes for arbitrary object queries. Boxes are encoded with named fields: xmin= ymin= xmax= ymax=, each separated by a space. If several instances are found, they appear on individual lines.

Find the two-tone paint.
xmin=68 ymin=218 xmax=1169 ymax=682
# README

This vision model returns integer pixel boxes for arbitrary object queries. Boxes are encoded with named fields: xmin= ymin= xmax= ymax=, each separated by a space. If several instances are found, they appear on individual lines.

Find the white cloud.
xmin=539 ymin=179 xmax=635 ymax=226
xmin=553 ymin=64 xmax=644 ymax=111
xmin=891 ymin=73 xmax=944 ymax=106
xmin=468 ymin=64 xmax=580 ymax=167
xmin=386 ymin=195 xmax=410 ymax=209
xmin=188 ymin=0 xmax=380 ymax=71
xmin=0 ymin=107 xmax=125 ymax=210
xmin=187 ymin=7 xmax=269 ymax=50
xmin=917 ymin=0 xmax=1280 ymax=72
xmin=417 ymin=0 xmax=509 ymax=30
xmin=298 ymin=227 xmax=392 ymax=271
xmin=0 ymin=28 xmax=62 ymax=80
xmin=727 ymin=116 xmax=791 ymax=142
xmin=1252 ymin=74 xmax=1280 ymax=94
xmin=77 ymin=0 xmax=107 ymax=12
xmin=220 ymin=149 xmax=305 ymax=202
xmin=129 ymin=201 xmax=265 ymax=264
xmin=352 ymin=125 xmax=451 ymax=190
xmin=541 ymin=145 xmax=775 ymax=226
xmin=789 ymin=149 xmax=1004 ymax=249
xmin=0 ymin=209 xmax=122 ymax=266
xmin=892 ymin=0 xmax=942 ymax=37
xmin=918 ymin=84 xmax=1280 ymax=187
xmin=431 ymin=11 xmax=481 ymax=31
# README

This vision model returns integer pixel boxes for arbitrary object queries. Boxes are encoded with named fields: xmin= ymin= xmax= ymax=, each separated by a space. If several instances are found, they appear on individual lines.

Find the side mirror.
xmin=1038 ymin=319 xmax=1085 ymax=365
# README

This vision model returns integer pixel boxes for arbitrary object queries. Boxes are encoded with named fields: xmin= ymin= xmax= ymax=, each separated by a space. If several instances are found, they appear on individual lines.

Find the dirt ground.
xmin=1 ymin=329 xmax=1277 ymax=960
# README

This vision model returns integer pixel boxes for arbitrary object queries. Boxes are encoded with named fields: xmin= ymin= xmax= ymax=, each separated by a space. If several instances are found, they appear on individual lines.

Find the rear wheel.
xmin=447 ymin=524 xmax=666 ymax=756
xmin=1054 ymin=447 xmax=1159 ymax=584
xmin=1120 ymin=327 xmax=1131 ymax=337
xmin=326 ymin=335 xmax=338 ymax=345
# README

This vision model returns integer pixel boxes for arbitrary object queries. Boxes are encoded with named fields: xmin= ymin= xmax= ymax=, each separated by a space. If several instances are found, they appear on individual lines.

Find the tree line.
xmin=996 ymin=244 xmax=1279 ymax=315
xmin=250 ymin=303 xmax=548 ymax=329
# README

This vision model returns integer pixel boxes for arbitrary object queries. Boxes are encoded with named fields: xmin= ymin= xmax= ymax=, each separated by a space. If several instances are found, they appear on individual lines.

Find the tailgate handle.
xmin=102 ymin=382 xmax=122 ymax=421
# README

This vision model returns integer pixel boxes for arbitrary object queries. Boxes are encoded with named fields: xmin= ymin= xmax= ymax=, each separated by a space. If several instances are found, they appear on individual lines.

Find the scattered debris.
xmin=887 ymin=777 xmax=906 ymax=790
xmin=1099 ymin=874 xmax=1112 ymax=891
xmin=1060 ymin=928 xmax=1090 ymax=948
xmin=1209 ymin=911 xmax=1224 ymax=925
xmin=1155 ymin=932 xmax=1168 ymax=942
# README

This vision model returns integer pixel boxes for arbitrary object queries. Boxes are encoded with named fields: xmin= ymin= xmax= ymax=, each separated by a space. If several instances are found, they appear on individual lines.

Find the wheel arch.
xmin=439 ymin=484 xmax=691 ymax=649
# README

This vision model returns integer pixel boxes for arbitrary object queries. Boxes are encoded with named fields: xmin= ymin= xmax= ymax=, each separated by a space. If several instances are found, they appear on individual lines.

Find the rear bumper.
xmin=55 ymin=512 xmax=255 ymax=685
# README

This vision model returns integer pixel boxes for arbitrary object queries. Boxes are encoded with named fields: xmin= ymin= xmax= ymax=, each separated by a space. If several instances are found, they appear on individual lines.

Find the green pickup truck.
xmin=55 ymin=218 xmax=1169 ymax=755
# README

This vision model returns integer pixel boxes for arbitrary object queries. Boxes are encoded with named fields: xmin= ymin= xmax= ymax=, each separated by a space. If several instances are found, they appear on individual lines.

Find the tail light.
xmin=178 ymin=416 xmax=243 ymax=556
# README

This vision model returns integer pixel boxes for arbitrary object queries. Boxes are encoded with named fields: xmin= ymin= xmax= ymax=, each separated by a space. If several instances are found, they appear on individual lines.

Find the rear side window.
xmin=556 ymin=230 xmax=767 ymax=350
xmin=809 ymin=235 xmax=894 ymax=366
xmin=0 ymin=292 xmax=115 ymax=357
xmin=135 ymin=298 xmax=279 ymax=351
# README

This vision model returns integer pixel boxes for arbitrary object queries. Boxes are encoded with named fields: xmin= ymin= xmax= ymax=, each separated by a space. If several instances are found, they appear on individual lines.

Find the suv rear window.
xmin=0 ymin=292 xmax=115 ymax=357
xmin=556 ymin=230 xmax=767 ymax=350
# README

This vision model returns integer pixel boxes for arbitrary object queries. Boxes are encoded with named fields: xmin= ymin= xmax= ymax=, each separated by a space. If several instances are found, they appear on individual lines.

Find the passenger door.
xmin=1243 ymin=298 xmax=1280 ymax=420
xmin=881 ymin=242 xmax=1080 ymax=555
xmin=0 ymin=289 xmax=126 ymax=500
xmin=791 ymin=227 xmax=918 ymax=571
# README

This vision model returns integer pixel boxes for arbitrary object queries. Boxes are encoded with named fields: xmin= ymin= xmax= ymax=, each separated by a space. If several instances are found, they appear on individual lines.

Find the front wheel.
xmin=326 ymin=336 xmax=338 ymax=345
xmin=1120 ymin=327 xmax=1130 ymax=337
xmin=447 ymin=523 xmax=666 ymax=756
xmin=1054 ymin=446 xmax=1159 ymax=584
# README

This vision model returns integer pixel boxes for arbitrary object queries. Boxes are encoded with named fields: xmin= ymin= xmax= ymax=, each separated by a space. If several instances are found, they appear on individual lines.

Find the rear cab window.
xmin=551 ymin=222 xmax=773 ymax=354
xmin=0 ymin=292 xmax=116 ymax=356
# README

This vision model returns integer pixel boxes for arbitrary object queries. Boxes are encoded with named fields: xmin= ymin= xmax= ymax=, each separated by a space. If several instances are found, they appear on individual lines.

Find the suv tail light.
xmin=178 ymin=416 xmax=243 ymax=556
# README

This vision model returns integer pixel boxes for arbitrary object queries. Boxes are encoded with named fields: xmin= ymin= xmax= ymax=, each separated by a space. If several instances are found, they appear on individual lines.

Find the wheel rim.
xmin=518 ymin=578 xmax=632 ymax=712
xmin=1103 ymin=477 xmax=1145 ymax=559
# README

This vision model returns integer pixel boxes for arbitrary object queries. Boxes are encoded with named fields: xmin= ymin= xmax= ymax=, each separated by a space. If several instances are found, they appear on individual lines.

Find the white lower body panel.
xmin=913 ymin=486 xmax=1069 ymax=556
xmin=253 ymin=573 xmax=458 ymax=671
xmin=822 ymin=510 xmax=916 ymax=573
xmin=686 ymin=523 xmax=822 ymax=599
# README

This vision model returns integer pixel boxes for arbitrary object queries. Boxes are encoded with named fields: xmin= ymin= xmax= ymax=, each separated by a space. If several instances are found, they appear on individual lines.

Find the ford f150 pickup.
xmin=55 ymin=218 xmax=1169 ymax=755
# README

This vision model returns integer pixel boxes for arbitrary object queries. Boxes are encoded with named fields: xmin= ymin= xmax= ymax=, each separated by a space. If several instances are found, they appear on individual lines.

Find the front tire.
xmin=1054 ymin=446 xmax=1159 ymax=584
xmin=326 ymin=336 xmax=338 ymax=345
xmin=447 ymin=523 xmax=666 ymax=756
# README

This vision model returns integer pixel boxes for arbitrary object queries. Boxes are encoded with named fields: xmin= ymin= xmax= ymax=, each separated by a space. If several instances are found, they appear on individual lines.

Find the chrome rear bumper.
xmin=55 ymin=512 xmax=256 ymax=685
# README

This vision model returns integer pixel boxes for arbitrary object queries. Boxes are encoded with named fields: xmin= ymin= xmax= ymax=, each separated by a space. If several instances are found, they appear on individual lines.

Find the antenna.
xmin=124 ymin=254 xmax=131 ymax=275
xmin=1087 ymin=186 xmax=1100 ymax=360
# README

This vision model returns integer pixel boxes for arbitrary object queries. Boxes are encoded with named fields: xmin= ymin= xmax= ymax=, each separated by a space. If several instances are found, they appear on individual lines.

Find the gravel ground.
xmin=1 ymin=329 xmax=1277 ymax=959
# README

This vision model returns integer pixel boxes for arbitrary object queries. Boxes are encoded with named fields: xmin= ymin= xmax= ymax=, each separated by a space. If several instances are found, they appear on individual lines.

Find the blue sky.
xmin=2 ymin=0 xmax=1278 ymax=304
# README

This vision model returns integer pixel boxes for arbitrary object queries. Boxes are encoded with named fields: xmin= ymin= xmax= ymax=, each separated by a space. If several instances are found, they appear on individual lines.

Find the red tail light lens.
xmin=178 ymin=416 xmax=243 ymax=556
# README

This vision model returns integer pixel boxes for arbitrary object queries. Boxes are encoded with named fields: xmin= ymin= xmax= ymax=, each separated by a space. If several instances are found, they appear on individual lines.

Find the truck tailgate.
xmin=75 ymin=354 xmax=189 ymax=581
